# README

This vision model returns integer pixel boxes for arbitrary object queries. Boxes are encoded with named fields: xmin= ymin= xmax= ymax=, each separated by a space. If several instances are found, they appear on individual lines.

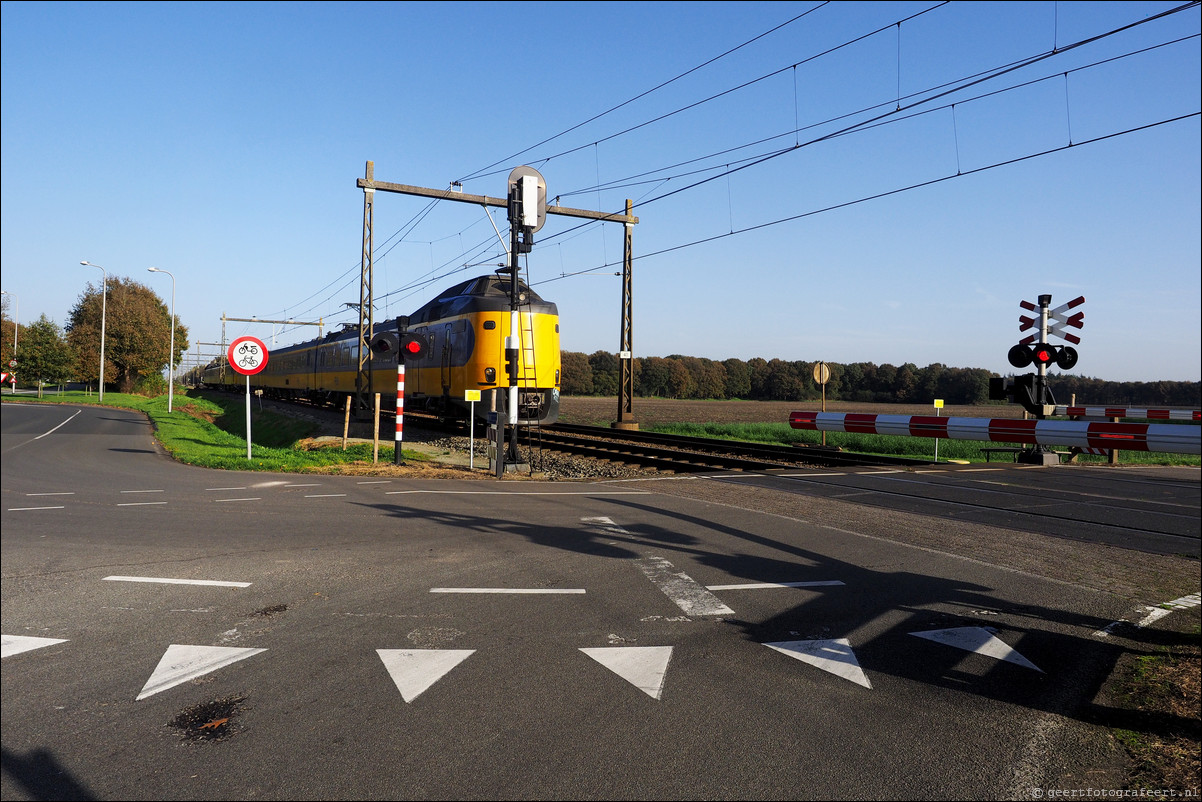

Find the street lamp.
xmin=80 ymin=261 xmax=107 ymax=402
xmin=147 ymin=267 xmax=176 ymax=412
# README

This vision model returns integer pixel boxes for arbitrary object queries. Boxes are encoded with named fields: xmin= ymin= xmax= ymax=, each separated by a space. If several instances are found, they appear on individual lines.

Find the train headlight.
xmin=484 ymin=367 xmax=496 ymax=383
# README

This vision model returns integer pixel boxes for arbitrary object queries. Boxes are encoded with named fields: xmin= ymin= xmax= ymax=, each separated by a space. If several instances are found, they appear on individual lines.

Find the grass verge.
xmin=1108 ymin=622 xmax=1201 ymax=793
xmin=1 ymin=388 xmax=430 ymax=471
xmin=646 ymin=421 xmax=1201 ymax=466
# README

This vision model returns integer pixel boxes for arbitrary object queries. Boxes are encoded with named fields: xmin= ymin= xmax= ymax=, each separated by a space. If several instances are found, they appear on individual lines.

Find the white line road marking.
xmin=120 ymin=489 xmax=164 ymax=494
xmin=706 ymin=581 xmax=845 ymax=591
xmin=26 ymin=492 xmax=74 ymax=496
xmin=636 ymin=556 xmax=734 ymax=617
xmin=2 ymin=635 xmax=69 ymax=659
xmin=7 ymin=506 xmax=66 ymax=511
xmin=117 ymin=502 xmax=168 ymax=507
xmin=430 ymin=588 xmax=586 ymax=594
xmin=103 ymin=576 xmax=252 ymax=588
xmin=206 ymin=487 xmax=247 ymax=491
xmin=214 ymin=497 xmax=261 ymax=503
xmin=305 ymin=494 xmax=346 ymax=498
xmin=1095 ymin=592 xmax=1202 ymax=636
xmin=387 ymin=489 xmax=650 ymax=496
xmin=581 ymin=515 xmax=634 ymax=534
xmin=136 ymin=644 xmax=267 ymax=700
xmin=285 ymin=483 xmax=322 ymax=487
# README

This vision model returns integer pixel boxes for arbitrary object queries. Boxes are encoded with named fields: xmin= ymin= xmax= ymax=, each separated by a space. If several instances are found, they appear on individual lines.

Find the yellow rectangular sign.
xmin=464 ymin=390 xmax=481 ymax=402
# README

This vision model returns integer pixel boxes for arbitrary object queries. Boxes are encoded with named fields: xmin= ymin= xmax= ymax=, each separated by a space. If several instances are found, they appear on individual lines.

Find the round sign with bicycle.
xmin=227 ymin=336 xmax=270 ymax=376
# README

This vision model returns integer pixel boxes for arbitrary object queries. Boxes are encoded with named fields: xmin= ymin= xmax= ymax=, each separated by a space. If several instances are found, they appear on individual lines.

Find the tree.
xmin=636 ymin=356 xmax=671 ymax=397
xmin=693 ymin=358 xmax=728 ymax=400
xmin=19 ymin=315 xmax=75 ymax=392
xmin=722 ymin=358 xmax=751 ymax=399
xmin=588 ymin=350 xmax=619 ymax=396
xmin=1 ymin=294 xmax=17 ymax=372
xmin=66 ymin=276 xmax=189 ymax=394
xmin=665 ymin=358 xmax=692 ymax=399
xmin=560 ymin=351 xmax=594 ymax=395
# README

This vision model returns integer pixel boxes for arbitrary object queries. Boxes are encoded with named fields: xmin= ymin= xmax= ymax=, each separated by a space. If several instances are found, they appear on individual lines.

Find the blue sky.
xmin=2 ymin=1 xmax=1199 ymax=384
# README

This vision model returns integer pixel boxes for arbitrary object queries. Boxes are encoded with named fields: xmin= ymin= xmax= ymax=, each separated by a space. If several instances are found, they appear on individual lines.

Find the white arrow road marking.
xmin=764 ymin=639 xmax=872 ymax=689
xmin=377 ymin=649 xmax=476 ymax=703
xmin=2 ymin=635 xmax=69 ymax=659
xmin=136 ymin=644 xmax=267 ymax=700
xmin=580 ymin=646 xmax=674 ymax=700
xmin=909 ymin=627 xmax=1043 ymax=673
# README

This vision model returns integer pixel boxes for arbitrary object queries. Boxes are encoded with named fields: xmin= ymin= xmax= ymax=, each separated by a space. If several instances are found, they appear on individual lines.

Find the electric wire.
xmin=263 ymin=2 xmax=1199 ymax=345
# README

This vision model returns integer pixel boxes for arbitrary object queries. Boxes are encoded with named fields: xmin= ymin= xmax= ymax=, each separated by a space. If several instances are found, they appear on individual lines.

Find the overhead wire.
xmin=265 ymin=2 xmax=941 ymax=335
xmin=270 ymin=1 xmax=1199 ymax=341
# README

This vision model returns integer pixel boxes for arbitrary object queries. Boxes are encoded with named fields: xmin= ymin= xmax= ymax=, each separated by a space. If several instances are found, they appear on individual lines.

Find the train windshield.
xmin=466 ymin=276 xmax=544 ymax=302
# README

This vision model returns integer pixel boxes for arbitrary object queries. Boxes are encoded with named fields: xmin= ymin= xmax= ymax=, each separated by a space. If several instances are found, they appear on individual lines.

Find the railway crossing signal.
xmin=1007 ymin=341 xmax=1079 ymax=370
xmin=995 ymin=294 xmax=1087 ymax=418
xmin=399 ymin=332 xmax=429 ymax=360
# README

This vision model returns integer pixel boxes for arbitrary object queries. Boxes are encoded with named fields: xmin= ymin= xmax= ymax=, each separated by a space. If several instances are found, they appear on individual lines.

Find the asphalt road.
xmin=2 ymin=402 xmax=1199 ymax=801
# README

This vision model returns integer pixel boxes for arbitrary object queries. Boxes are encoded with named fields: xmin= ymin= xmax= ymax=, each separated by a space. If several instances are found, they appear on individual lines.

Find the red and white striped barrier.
xmin=788 ymin=412 xmax=1200 ymax=455
xmin=1053 ymin=406 xmax=1200 ymax=421
xmin=395 ymin=363 xmax=405 ymax=463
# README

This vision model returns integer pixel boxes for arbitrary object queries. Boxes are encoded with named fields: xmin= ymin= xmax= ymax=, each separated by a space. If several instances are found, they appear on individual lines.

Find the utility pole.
xmin=355 ymin=161 xmax=639 ymax=474
xmin=358 ymin=161 xmax=375 ymax=418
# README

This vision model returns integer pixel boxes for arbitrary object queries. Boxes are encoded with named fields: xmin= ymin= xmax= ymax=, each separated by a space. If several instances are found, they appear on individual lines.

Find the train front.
xmin=400 ymin=274 xmax=561 ymax=426
xmin=474 ymin=277 xmax=561 ymax=426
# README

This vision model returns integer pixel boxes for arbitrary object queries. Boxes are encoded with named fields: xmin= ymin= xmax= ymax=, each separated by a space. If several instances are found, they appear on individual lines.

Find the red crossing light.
xmin=1032 ymin=344 xmax=1056 ymax=366
xmin=398 ymin=332 xmax=429 ymax=360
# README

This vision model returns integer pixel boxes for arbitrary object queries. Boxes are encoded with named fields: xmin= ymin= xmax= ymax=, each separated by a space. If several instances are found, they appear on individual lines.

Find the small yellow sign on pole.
xmin=933 ymin=399 xmax=943 ymax=462
xmin=465 ymin=390 xmax=481 ymax=469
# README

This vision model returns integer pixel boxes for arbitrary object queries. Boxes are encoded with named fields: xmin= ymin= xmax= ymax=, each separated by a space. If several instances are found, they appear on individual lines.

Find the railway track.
xmin=216 ymin=392 xmax=929 ymax=474
xmin=527 ymin=423 xmax=930 ymax=473
xmin=400 ymin=411 xmax=928 ymax=473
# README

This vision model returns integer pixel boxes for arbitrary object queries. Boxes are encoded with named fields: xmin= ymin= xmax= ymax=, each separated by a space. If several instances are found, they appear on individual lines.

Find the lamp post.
xmin=148 ymin=267 xmax=176 ymax=412
xmin=80 ymin=261 xmax=107 ymax=402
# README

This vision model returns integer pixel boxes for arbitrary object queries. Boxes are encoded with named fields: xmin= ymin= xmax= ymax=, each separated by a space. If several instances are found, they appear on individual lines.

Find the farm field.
xmin=557 ymin=396 xmax=1025 ymax=427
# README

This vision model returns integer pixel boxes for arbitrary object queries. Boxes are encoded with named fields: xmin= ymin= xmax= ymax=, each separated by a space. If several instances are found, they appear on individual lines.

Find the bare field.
xmin=558 ymin=396 xmax=1024 ymax=427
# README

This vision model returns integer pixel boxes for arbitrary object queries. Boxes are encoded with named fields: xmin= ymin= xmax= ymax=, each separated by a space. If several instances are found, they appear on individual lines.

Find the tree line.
xmin=561 ymin=350 xmax=1201 ymax=407
xmin=0 ymin=278 xmax=188 ymax=394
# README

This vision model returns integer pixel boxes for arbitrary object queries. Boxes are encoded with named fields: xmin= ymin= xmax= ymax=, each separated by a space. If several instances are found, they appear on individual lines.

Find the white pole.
xmin=81 ymin=262 xmax=107 ymax=402
xmin=245 ymin=374 xmax=252 ymax=460
xmin=148 ymin=267 xmax=176 ymax=412
xmin=507 ymin=311 xmax=519 ymax=427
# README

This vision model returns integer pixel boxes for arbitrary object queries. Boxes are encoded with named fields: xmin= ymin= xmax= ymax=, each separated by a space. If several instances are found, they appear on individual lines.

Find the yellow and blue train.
xmin=202 ymin=273 xmax=561 ymax=425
